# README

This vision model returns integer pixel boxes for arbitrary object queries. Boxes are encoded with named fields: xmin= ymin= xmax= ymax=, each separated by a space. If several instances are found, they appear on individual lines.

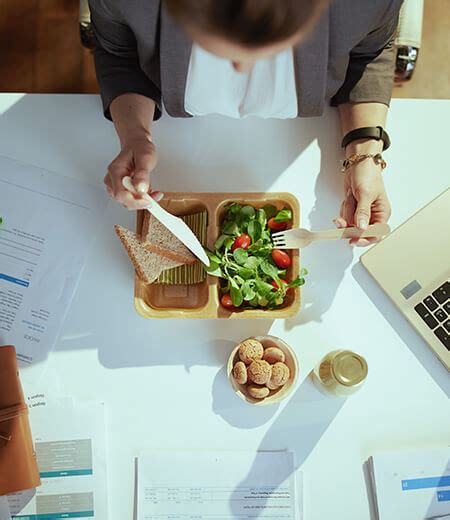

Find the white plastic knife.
xmin=122 ymin=176 xmax=210 ymax=266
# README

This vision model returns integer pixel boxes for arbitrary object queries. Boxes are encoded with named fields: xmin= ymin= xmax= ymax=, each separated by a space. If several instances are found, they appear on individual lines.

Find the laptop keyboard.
xmin=414 ymin=281 xmax=450 ymax=350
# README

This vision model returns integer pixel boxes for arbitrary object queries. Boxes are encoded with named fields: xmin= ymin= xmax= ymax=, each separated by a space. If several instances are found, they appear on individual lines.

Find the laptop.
xmin=361 ymin=189 xmax=450 ymax=371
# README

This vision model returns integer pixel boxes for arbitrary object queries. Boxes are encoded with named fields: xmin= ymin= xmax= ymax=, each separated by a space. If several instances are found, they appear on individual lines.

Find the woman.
xmin=90 ymin=0 xmax=402 ymax=246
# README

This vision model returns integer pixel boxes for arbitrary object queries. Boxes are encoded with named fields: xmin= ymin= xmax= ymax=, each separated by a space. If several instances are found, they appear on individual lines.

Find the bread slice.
xmin=142 ymin=213 xmax=196 ymax=265
xmin=114 ymin=225 xmax=183 ymax=284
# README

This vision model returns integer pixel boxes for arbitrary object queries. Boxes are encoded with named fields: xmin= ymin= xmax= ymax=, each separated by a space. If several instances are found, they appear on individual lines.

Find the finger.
xmin=350 ymin=233 xmax=381 ymax=246
xmin=133 ymin=171 xmax=151 ymax=195
xmin=354 ymin=189 xmax=373 ymax=230
xmin=151 ymin=191 xmax=164 ymax=202
xmin=104 ymin=174 xmax=114 ymax=197
xmin=115 ymin=190 xmax=136 ymax=206
xmin=370 ymin=199 xmax=391 ymax=224
xmin=132 ymin=149 xmax=158 ymax=194
xmin=116 ymin=180 xmax=155 ymax=210
xmin=108 ymin=163 xmax=129 ymax=198
xmin=124 ymin=197 xmax=155 ymax=211
xmin=350 ymin=237 xmax=372 ymax=247
xmin=343 ymin=192 xmax=357 ymax=227
xmin=333 ymin=217 xmax=347 ymax=229
xmin=121 ymin=196 xmax=154 ymax=211
xmin=114 ymin=189 xmax=149 ymax=208
xmin=109 ymin=172 xmax=147 ymax=208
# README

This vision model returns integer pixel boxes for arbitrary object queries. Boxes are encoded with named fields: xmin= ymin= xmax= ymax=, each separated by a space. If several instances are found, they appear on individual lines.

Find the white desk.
xmin=1 ymin=94 xmax=449 ymax=520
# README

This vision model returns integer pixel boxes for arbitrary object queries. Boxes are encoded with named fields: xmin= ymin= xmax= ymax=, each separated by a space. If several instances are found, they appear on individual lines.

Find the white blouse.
xmin=184 ymin=44 xmax=298 ymax=119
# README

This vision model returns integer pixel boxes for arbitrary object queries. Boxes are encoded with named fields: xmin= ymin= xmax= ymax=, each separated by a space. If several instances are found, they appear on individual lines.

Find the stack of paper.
xmin=1 ymin=398 xmax=108 ymax=520
xmin=137 ymin=450 xmax=302 ymax=519
xmin=0 ymin=156 xmax=108 ymax=365
xmin=368 ymin=448 xmax=450 ymax=520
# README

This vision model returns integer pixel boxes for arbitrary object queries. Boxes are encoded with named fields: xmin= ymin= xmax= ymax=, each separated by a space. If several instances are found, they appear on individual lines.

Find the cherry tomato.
xmin=268 ymin=218 xmax=288 ymax=231
xmin=271 ymin=279 xmax=292 ymax=294
xmin=231 ymin=234 xmax=251 ymax=252
xmin=271 ymin=249 xmax=291 ymax=269
xmin=221 ymin=293 xmax=236 ymax=310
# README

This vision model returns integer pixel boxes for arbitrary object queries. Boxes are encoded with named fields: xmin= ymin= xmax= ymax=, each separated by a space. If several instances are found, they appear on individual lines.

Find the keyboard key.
xmin=444 ymin=320 xmax=450 ymax=333
xmin=423 ymin=295 xmax=438 ymax=311
xmin=434 ymin=327 xmax=450 ymax=351
xmin=414 ymin=302 xmax=429 ymax=318
xmin=434 ymin=308 xmax=447 ymax=322
xmin=444 ymin=301 xmax=450 ymax=314
xmin=414 ymin=303 xmax=439 ymax=329
xmin=432 ymin=282 xmax=449 ymax=304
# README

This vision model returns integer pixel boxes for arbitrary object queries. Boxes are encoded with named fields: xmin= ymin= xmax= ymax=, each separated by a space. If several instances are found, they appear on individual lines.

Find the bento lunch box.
xmin=134 ymin=192 xmax=301 ymax=319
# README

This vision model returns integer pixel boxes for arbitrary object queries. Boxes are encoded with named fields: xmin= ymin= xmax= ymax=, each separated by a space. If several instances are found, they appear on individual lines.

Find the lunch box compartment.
xmin=134 ymin=193 xmax=301 ymax=319
xmin=144 ymin=283 xmax=209 ymax=310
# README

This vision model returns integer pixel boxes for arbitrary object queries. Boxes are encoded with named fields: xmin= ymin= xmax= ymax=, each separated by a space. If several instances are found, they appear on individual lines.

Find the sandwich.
xmin=115 ymin=210 xmax=208 ymax=285
xmin=114 ymin=225 xmax=184 ymax=284
xmin=141 ymin=214 xmax=196 ymax=265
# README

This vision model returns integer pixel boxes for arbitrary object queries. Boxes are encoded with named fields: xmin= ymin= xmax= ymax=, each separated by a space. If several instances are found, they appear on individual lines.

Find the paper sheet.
xmin=137 ymin=451 xmax=298 ymax=519
xmin=0 ymin=497 xmax=11 ymax=520
xmin=0 ymin=156 xmax=108 ymax=364
xmin=6 ymin=400 xmax=108 ymax=520
xmin=369 ymin=448 xmax=450 ymax=520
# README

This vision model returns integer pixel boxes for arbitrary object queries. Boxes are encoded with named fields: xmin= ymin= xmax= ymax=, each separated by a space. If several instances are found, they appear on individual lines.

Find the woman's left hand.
xmin=334 ymin=160 xmax=391 ymax=246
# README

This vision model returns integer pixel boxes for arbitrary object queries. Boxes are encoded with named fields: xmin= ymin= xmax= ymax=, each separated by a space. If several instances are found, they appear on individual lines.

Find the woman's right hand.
xmin=104 ymin=130 xmax=162 ymax=210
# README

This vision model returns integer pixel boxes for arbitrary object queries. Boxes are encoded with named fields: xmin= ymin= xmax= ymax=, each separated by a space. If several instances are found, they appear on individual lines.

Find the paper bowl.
xmin=227 ymin=335 xmax=299 ymax=406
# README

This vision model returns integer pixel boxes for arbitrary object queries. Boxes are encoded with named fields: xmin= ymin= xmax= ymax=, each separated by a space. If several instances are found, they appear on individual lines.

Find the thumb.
xmin=354 ymin=190 xmax=372 ymax=230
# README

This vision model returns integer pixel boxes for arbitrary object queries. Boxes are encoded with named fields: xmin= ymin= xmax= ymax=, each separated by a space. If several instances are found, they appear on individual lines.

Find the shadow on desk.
xmin=228 ymin=376 xmax=345 ymax=517
xmin=362 ymin=460 xmax=378 ymax=520
xmin=352 ymin=263 xmax=450 ymax=399
xmin=211 ymin=365 xmax=279 ymax=428
xmin=284 ymin=128 xmax=354 ymax=331
xmin=96 ymin=320 xmax=273 ymax=371
xmin=6 ymin=488 xmax=36 ymax=516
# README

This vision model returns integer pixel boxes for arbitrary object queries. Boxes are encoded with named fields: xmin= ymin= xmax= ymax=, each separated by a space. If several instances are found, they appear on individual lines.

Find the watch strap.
xmin=342 ymin=126 xmax=391 ymax=151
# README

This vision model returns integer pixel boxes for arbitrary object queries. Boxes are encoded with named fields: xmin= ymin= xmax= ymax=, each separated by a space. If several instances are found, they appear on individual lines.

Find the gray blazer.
xmin=89 ymin=0 xmax=403 ymax=120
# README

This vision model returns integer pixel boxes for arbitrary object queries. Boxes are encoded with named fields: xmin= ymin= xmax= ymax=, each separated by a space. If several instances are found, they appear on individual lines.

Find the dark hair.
xmin=166 ymin=0 xmax=330 ymax=47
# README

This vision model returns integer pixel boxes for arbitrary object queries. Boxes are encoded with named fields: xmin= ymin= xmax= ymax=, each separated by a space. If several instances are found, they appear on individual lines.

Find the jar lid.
xmin=331 ymin=351 xmax=368 ymax=387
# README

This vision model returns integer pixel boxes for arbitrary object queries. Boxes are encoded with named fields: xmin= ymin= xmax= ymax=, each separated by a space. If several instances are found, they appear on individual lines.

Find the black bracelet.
xmin=341 ymin=126 xmax=391 ymax=151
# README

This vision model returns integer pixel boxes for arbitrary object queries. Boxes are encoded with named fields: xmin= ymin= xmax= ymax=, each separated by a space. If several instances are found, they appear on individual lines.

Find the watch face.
xmin=395 ymin=46 xmax=419 ymax=81
xmin=80 ymin=23 xmax=96 ymax=50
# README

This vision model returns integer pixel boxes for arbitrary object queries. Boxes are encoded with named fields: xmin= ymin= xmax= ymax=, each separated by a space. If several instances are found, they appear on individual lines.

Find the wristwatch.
xmin=395 ymin=46 xmax=419 ymax=82
xmin=342 ymin=126 xmax=391 ymax=151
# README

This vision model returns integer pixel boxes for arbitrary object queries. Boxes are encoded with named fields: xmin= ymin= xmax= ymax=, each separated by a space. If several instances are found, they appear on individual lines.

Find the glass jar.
xmin=313 ymin=350 xmax=368 ymax=397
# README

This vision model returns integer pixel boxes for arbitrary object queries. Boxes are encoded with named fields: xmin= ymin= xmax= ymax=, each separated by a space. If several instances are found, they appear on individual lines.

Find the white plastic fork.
xmin=271 ymin=223 xmax=391 ymax=249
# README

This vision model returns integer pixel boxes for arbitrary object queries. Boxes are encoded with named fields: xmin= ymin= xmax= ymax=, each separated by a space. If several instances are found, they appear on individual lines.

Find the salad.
xmin=205 ymin=202 xmax=307 ymax=310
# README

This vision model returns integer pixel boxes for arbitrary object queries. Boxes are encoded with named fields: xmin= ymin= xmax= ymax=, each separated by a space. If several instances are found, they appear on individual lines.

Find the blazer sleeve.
xmin=89 ymin=0 xmax=162 ymax=120
xmin=331 ymin=9 xmax=400 ymax=107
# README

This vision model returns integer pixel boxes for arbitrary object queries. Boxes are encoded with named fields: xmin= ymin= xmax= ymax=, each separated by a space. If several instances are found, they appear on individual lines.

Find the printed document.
xmin=0 ymin=156 xmax=108 ymax=363
xmin=369 ymin=448 xmax=450 ymax=519
xmin=137 ymin=451 xmax=298 ymax=519
xmin=6 ymin=400 xmax=108 ymax=520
